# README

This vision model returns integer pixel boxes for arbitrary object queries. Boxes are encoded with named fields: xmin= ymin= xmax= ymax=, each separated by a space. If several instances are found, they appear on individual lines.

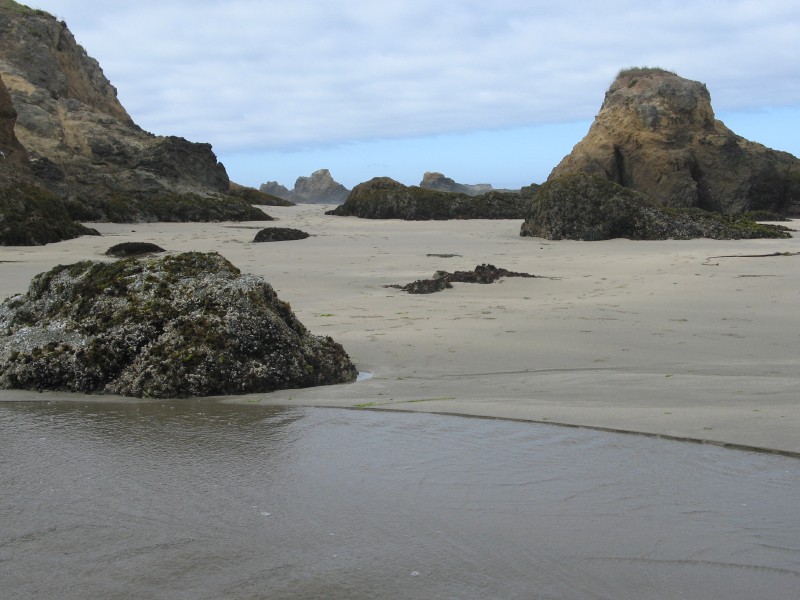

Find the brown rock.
xmin=549 ymin=68 xmax=800 ymax=215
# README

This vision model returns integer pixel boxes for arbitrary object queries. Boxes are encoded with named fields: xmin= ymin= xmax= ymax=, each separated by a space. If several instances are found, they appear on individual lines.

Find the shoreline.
xmin=1 ymin=204 xmax=798 ymax=454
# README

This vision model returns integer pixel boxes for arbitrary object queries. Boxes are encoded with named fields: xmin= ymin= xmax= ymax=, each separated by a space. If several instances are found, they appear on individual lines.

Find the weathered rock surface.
xmin=386 ymin=264 xmax=537 ymax=294
xmin=549 ymin=68 xmax=800 ymax=216
xmin=261 ymin=169 xmax=350 ymax=204
xmin=253 ymin=227 xmax=310 ymax=243
xmin=227 ymin=182 xmax=294 ymax=206
xmin=327 ymin=177 xmax=531 ymax=220
xmin=0 ymin=252 xmax=358 ymax=397
xmin=1 ymin=74 xmax=99 ymax=244
xmin=0 ymin=2 xmax=268 ymax=223
xmin=520 ymin=173 xmax=792 ymax=241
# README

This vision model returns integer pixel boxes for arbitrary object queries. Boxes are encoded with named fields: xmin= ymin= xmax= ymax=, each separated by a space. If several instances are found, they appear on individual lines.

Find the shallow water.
xmin=1 ymin=400 xmax=798 ymax=600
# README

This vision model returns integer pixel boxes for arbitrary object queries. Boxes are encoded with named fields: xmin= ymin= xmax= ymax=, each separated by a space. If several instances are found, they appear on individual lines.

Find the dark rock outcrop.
xmin=549 ymin=68 xmax=800 ymax=216
xmin=227 ymin=182 xmax=294 ymax=206
xmin=327 ymin=177 xmax=530 ymax=220
xmin=0 ymin=252 xmax=358 ymax=397
xmin=105 ymin=242 xmax=165 ymax=258
xmin=0 ymin=2 xmax=269 ymax=223
xmin=253 ymin=227 xmax=310 ymax=242
xmin=520 ymin=173 xmax=792 ymax=241
xmin=261 ymin=169 xmax=350 ymax=204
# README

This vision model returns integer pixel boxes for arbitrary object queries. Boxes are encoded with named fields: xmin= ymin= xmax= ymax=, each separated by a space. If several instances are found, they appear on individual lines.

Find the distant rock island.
xmin=261 ymin=169 xmax=350 ymax=204
xmin=327 ymin=176 xmax=534 ymax=220
xmin=419 ymin=172 xmax=502 ymax=195
xmin=549 ymin=67 xmax=800 ymax=216
xmin=0 ymin=1 xmax=270 ymax=240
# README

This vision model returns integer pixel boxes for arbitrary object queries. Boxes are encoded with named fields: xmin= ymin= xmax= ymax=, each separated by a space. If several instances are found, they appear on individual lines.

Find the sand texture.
xmin=1 ymin=205 xmax=797 ymax=454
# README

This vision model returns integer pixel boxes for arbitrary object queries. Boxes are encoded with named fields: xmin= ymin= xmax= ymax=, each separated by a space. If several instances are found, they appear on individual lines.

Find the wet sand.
xmin=0 ymin=204 xmax=798 ymax=454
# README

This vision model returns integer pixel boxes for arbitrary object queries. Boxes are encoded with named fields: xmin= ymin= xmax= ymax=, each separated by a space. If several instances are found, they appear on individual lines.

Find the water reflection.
xmin=1 ymin=401 xmax=798 ymax=600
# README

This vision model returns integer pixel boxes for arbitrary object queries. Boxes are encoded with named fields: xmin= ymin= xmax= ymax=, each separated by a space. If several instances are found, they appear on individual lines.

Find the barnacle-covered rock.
xmin=0 ymin=252 xmax=357 ymax=397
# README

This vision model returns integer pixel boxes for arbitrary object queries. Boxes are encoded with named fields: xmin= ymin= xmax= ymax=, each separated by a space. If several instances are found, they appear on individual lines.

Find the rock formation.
xmin=520 ymin=173 xmax=791 ymax=241
xmin=327 ymin=177 xmax=532 ymax=220
xmin=0 ymin=2 xmax=268 ymax=223
xmin=253 ymin=227 xmax=310 ymax=242
xmin=1 ymin=74 xmax=99 ymax=244
xmin=0 ymin=252 xmax=358 ymax=397
xmin=419 ymin=172 xmax=496 ymax=196
xmin=549 ymin=68 xmax=800 ymax=216
xmin=261 ymin=169 xmax=350 ymax=204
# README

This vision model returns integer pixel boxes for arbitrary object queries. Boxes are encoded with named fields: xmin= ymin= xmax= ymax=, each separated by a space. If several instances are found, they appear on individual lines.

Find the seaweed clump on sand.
xmin=386 ymin=264 xmax=537 ymax=294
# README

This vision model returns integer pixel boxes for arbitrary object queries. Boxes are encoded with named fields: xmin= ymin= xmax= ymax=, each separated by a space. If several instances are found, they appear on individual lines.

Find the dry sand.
xmin=1 ymin=204 xmax=798 ymax=454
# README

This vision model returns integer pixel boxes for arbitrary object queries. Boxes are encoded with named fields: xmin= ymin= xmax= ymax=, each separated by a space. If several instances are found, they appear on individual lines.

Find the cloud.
xmin=36 ymin=0 xmax=800 ymax=155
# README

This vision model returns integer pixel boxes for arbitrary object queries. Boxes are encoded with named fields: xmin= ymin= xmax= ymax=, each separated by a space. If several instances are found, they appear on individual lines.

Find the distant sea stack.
xmin=549 ymin=68 xmax=800 ymax=216
xmin=327 ymin=176 xmax=531 ymax=220
xmin=419 ymin=172 xmax=496 ymax=196
xmin=261 ymin=169 xmax=350 ymax=204
xmin=0 ymin=1 xmax=267 ymax=223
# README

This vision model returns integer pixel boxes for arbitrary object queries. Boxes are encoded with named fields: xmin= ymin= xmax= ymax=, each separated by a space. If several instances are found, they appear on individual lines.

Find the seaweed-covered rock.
xmin=520 ymin=173 xmax=792 ymax=241
xmin=253 ymin=227 xmax=310 ymax=243
xmin=0 ymin=252 xmax=358 ymax=397
xmin=105 ymin=242 xmax=165 ymax=257
xmin=327 ymin=177 xmax=529 ymax=220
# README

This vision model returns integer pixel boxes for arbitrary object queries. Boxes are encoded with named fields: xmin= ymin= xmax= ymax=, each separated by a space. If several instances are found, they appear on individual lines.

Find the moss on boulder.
xmin=0 ymin=252 xmax=358 ymax=397
xmin=520 ymin=174 xmax=792 ymax=240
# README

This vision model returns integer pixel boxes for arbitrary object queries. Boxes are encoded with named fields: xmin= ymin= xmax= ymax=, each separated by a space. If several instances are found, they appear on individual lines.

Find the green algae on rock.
xmin=520 ymin=174 xmax=792 ymax=241
xmin=0 ymin=252 xmax=358 ymax=397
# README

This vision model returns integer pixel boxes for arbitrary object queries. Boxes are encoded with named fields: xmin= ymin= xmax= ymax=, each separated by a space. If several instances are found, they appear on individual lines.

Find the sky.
xmin=30 ymin=1 xmax=800 ymax=190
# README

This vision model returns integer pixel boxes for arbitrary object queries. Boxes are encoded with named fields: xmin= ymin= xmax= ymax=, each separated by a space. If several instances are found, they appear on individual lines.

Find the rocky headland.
xmin=0 ymin=1 xmax=269 ymax=226
xmin=261 ymin=169 xmax=350 ymax=204
xmin=327 ymin=176 xmax=533 ymax=220
xmin=549 ymin=67 xmax=800 ymax=216
xmin=0 ymin=252 xmax=358 ymax=397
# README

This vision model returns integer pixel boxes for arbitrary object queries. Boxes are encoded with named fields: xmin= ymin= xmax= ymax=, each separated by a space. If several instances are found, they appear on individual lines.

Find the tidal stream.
xmin=1 ymin=400 xmax=798 ymax=599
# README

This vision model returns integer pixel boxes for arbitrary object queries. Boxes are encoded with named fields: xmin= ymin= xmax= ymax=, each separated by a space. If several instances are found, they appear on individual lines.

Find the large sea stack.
xmin=549 ymin=68 xmax=800 ymax=216
xmin=0 ymin=1 xmax=267 ymax=223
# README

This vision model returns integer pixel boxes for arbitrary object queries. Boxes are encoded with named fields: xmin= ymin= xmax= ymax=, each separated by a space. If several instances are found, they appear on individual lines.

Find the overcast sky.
xmin=33 ymin=1 xmax=800 ymax=189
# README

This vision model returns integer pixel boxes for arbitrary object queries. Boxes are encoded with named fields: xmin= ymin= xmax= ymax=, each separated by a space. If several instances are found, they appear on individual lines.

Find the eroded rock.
xmin=549 ymin=68 xmax=800 ymax=215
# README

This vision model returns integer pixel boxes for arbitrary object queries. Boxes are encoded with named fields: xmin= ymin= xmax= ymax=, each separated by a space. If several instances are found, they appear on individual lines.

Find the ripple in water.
xmin=1 ymin=400 xmax=798 ymax=600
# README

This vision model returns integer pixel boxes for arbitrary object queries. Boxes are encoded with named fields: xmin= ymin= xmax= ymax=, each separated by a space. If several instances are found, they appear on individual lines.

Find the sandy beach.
xmin=1 ymin=204 xmax=798 ymax=455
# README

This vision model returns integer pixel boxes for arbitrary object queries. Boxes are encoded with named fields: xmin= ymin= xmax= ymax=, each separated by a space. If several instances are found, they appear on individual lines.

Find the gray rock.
xmin=0 ymin=252 xmax=358 ymax=397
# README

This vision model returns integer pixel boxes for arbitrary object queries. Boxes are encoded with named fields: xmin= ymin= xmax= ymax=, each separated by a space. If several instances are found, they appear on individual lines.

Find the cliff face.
xmin=549 ymin=68 xmax=800 ymax=215
xmin=0 ymin=2 xmax=238 ymax=221
xmin=0 ymin=72 xmax=28 ymax=173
